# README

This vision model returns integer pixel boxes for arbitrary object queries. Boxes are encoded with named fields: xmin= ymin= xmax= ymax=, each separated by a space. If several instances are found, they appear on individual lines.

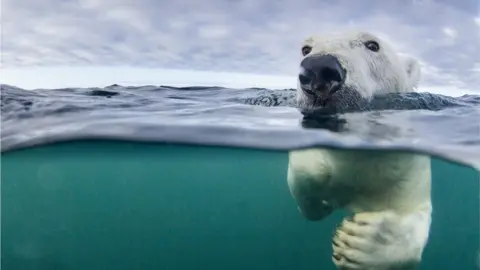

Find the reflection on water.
xmin=2 ymin=84 xmax=480 ymax=170
xmin=1 ymin=142 xmax=478 ymax=270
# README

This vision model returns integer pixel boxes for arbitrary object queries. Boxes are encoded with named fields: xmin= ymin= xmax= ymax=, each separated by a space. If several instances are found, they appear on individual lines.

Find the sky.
xmin=1 ymin=0 xmax=479 ymax=95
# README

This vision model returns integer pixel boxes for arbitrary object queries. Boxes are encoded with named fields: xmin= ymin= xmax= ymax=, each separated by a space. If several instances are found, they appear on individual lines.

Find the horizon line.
xmin=1 ymin=66 xmax=478 ymax=97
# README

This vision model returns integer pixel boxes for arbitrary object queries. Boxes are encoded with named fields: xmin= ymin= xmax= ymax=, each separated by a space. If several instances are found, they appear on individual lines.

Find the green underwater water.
xmin=1 ymin=141 xmax=479 ymax=270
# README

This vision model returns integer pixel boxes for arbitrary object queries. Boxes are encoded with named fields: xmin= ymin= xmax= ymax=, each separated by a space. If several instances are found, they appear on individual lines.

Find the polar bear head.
xmin=296 ymin=31 xmax=421 ymax=109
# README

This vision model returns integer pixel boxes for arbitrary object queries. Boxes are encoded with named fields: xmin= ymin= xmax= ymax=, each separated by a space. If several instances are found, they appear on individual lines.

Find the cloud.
xmin=2 ymin=0 xmax=479 ymax=91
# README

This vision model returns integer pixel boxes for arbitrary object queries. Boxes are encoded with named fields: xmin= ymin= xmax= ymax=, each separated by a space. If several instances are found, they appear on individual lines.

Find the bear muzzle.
xmin=298 ymin=54 xmax=346 ymax=99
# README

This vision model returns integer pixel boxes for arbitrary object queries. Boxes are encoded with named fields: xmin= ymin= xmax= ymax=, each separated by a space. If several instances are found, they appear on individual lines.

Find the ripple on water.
xmin=1 ymin=84 xmax=479 ymax=170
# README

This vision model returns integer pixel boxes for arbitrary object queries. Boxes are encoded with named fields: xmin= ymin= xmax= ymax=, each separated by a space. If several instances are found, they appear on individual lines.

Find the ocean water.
xmin=1 ymin=84 xmax=480 ymax=270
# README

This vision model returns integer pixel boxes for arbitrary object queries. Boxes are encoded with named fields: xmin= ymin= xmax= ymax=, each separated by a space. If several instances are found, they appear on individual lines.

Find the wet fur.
xmin=288 ymin=31 xmax=431 ymax=270
xmin=296 ymin=31 xmax=420 ymax=109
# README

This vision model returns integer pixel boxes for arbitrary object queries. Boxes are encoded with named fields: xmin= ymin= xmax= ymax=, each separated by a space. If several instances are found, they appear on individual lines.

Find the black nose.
xmin=299 ymin=54 xmax=346 ymax=93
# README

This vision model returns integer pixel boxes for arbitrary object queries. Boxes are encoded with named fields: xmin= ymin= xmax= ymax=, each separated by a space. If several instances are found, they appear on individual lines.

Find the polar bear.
xmin=287 ymin=31 xmax=432 ymax=270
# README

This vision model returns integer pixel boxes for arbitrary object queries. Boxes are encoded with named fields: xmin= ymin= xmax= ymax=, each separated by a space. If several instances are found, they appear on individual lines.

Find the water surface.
xmin=1 ymin=84 xmax=479 ymax=270
xmin=1 ymin=84 xmax=480 ymax=169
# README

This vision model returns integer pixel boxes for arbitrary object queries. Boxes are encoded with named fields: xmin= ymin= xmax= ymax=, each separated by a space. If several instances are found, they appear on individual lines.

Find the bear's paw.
xmin=332 ymin=211 xmax=430 ymax=270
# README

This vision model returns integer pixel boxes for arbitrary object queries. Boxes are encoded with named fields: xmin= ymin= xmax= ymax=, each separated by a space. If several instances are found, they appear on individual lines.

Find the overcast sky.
xmin=2 ymin=0 xmax=479 ymax=93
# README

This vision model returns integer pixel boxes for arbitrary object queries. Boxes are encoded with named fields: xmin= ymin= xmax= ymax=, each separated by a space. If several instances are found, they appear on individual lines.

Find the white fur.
xmin=288 ymin=31 xmax=431 ymax=270
xmin=296 ymin=31 xmax=421 ymax=107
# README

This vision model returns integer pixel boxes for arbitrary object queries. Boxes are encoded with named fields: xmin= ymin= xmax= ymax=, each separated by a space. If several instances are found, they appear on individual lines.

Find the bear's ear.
xmin=400 ymin=55 xmax=421 ymax=90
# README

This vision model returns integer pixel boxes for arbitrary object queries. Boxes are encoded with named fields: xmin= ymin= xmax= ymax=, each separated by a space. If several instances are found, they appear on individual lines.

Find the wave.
xmin=1 ymin=84 xmax=479 ymax=170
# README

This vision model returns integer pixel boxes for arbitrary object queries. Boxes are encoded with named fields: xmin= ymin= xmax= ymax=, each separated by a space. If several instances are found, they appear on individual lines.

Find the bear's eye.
xmin=364 ymin=40 xmax=380 ymax=52
xmin=301 ymin=46 xmax=312 ymax=56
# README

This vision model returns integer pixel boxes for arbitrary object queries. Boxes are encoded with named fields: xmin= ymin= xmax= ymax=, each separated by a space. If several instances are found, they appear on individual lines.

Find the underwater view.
xmin=1 ymin=84 xmax=479 ymax=270
xmin=2 ymin=0 xmax=480 ymax=269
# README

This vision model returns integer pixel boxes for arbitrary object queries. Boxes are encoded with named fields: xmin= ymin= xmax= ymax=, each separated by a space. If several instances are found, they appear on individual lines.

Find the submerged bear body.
xmin=287 ymin=31 xmax=432 ymax=270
